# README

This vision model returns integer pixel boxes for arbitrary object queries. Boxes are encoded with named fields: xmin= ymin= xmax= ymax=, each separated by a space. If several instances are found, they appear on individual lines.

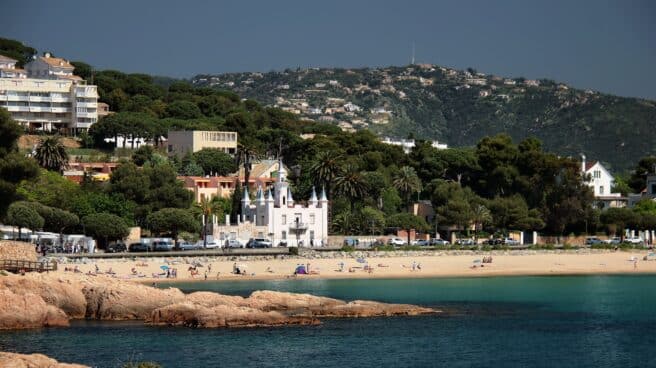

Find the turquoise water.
xmin=1 ymin=275 xmax=655 ymax=367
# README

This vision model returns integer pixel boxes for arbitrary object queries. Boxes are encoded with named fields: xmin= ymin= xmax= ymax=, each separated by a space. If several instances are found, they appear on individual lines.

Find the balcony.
xmin=29 ymin=106 xmax=52 ymax=113
xmin=6 ymin=106 xmax=30 ymax=112
xmin=288 ymin=221 xmax=309 ymax=233
xmin=75 ymin=111 xmax=97 ymax=118
xmin=28 ymin=96 xmax=52 ymax=103
xmin=51 ymin=107 xmax=71 ymax=113
xmin=76 ymin=102 xmax=97 ymax=108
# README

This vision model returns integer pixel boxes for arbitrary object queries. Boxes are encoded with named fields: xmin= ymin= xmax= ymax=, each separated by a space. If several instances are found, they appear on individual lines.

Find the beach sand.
xmin=53 ymin=251 xmax=656 ymax=283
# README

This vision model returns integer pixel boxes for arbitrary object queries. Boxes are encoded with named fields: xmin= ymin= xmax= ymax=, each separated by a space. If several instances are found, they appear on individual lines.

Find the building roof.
xmin=584 ymin=161 xmax=597 ymax=171
xmin=39 ymin=56 xmax=74 ymax=69
xmin=58 ymin=74 xmax=83 ymax=81
xmin=0 ymin=54 xmax=17 ymax=63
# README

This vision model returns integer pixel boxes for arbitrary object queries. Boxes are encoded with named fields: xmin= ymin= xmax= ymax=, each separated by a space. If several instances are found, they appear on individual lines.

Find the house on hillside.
xmin=581 ymin=155 xmax=626 ymax=209
xmin=25 ymin=53 xmax=78 ymax=80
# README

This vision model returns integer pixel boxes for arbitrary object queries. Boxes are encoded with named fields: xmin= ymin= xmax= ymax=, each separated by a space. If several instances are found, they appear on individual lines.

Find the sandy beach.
xmin=53 ymin=250 xmax=656 ymax=283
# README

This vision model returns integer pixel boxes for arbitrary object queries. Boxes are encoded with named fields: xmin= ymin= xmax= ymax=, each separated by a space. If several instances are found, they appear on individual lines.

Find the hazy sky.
xmin=1 ymin=0 xmax=654 ymax=99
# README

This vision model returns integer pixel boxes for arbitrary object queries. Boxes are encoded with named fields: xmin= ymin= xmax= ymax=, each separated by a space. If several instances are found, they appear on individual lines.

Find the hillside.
xmin=192 ymin=65 xmax=656 ymax=172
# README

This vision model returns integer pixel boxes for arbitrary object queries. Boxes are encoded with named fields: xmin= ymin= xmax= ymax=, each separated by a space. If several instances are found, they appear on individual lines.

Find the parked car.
xmin=178 ymin=241 xmax=201 ymax=251
xmin=430 ymin=238 xmax=450 ymax=246
xmin=415 ymin=239 xmax=430 ymax=246
xmin=202 ymin=240 xmax=221 ymax=249
xmin=485 ymin=238 xmax=504 ymax=246
xmin=455 ymin=239 xmax=475 ymax=246
xmin=585 ymin=237 xmax=604 ymax=246
xmin=129 ymin=242 xmax=150 ymax=252
xmin=152 ymin=240 xmax=174 ymax=251
xmin=388 ymin=237 xmax=406 ymax=246
xmin=605 ymin=237 xmax=621 ymax=245
xmin=225 ymin=239 xmax=245 ymax=248
xmin=623 ymin=237 xmax=644 ymax=245
xmin=106 ymin=242 xmax=127 ymax=253
xmin=503 ymin=238 xmax=520 ymax=246
xmin=246 ymin=238 xmax=273 ymax=248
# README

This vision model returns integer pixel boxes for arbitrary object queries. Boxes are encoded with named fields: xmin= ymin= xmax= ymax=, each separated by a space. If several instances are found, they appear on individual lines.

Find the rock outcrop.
xmin=150 ymin=302 xmax=320 ymax=328
xmin=0 ymin=275 xmax=86 ymax=318
xmin=0 ymin=288 xmax=68 ymax=329
xmin=0 ymin=240 xmax=38 ymax=262
xmin=0 ymin=273 xmax=436 ymax=330
xmin=82 ymin=278 xmax=185 ymax=320
xmin=0 ymin=352 xmax=88 ymax=368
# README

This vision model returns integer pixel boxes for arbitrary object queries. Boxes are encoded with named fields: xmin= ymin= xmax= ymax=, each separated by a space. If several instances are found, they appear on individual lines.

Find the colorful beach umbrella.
xmin=160 ymin=265 xmax=169 ymax=270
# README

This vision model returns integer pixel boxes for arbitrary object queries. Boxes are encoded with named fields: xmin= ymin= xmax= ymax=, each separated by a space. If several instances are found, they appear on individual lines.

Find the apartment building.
xmin=0 ymin=53 xmax=99 ymax=133
xmin=0 ymin=55 xmax=26 ymax=79
xmin=167 ymin=130 xmax=238 ymax=156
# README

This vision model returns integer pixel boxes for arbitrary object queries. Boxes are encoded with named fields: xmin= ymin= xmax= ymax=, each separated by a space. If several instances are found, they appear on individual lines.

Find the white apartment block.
xmin=0 ymin=55 xmax=27 ymax=79
xmin=0 ymin=53 xmax=98 ymax=132
xmin=381 ymin=137 xmax=448 ymax=153
xmin=167 ymin=130 xmax=238 ymax=156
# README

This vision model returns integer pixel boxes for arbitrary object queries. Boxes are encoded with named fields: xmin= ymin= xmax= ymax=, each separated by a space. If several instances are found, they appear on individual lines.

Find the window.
xmin=651 ymin=184 xmax=656 ymax=195
xmin=282 ymin=231 xmax=287 ymax=240
xmin=282 ymin=215 xmax=286 ymax=224
xmin=310 ymin=231 xmax=314 ymax=240
xmin=310 ymin=214 xmax=315 ymax=224
xmin=599 ymin=186 xmax=604 ymax=195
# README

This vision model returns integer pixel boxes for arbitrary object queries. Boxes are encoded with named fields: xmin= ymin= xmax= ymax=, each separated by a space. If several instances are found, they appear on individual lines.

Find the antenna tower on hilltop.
xmin=411 ymin=41 xmax=415 ymax=65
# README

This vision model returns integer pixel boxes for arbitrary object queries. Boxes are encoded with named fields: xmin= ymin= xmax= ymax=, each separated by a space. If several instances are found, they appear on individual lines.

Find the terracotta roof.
xmin=40 ymin=56 xmax=73 ymax=69
xmin=0 ymin=54 xmax=17 ymax=63
xmin=584 ymin=161 xmax=597 ymax=171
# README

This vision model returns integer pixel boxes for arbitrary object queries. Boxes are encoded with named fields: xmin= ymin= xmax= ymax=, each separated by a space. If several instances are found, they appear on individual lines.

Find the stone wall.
xmin=0 ymin=240 xmax=38 ymax=262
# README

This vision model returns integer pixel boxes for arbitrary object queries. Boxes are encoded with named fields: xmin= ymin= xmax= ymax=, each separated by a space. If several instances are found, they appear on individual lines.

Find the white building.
xmin=0 ymin=53 xmax=98 ymax=133
xmin=25 ymin=53 xmax=78 ymax=80
xmin=239 ymin=159 xmax=329 ymax=247
xmin=167 ymin=130 xmax=238 ymax=156
xmin=581 ymin=155 xmax=625 ymax=209
xmin=0 ymin=77 xmax=98 ymax=132
xmin=381 ymin=137 xmax=448 ymax=153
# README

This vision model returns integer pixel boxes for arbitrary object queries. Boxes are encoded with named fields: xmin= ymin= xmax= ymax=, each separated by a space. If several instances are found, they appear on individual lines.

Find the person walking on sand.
xmin=634 ymin=259 xmax=638 ymax=270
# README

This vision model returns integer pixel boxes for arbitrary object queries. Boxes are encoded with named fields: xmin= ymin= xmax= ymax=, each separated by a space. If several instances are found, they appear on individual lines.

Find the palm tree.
xmin=308 ymin=151 xmax=343 ymax=198
xmin=393 ymin=166 xmax=422 ymax=212
xmin=471 ymin=204 xmax=492 ymax=241
xmin=34 ymin=136 xmax=68 ymax=172
xmin=334 ymin=165 xmax=368 ymax=211
xmin=196 ymin=196 xmax=223 ymax=248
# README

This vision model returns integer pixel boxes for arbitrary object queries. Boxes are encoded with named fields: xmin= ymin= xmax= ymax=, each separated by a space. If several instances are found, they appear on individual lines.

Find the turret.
xmin=319 ymin=186 xmax=328 ymax=202
xmin=257 ymin=185 xmax=265 ymax=204
xmin=287 ymin=187 xmax=294 ymax=207
xmin=309 ymin=186 xmax=318 ymax=208
xmin=241 ymin=186 xmax=250 ymax=222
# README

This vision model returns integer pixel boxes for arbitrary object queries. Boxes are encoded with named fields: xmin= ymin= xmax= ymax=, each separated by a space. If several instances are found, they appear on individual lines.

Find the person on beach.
xmin=634 ymin=259 xmax=638 ymax=270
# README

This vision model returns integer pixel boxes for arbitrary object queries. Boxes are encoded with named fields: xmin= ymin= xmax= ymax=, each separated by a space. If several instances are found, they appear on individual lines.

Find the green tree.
xmin=34 ymin=136 xmax=69 ymax=172
xmin=0 ymin=108 xmax=39 ymax=215
xmin=6 ymin=201 xmax=44 ymax=239
xmin=333 ymin=165 xmax=368 ymax=211
xmin=308 ymin=150 xmax=343 ymax=199
xmin=16 ymin=169 xmax=80 ymax=210
xmin=392 ymin=166 xmax=422 ymax=211
xmin=165 ymin=100 xmax=202 ymax=119
xmin=629 ymin=156 xmax=656 ymax=193
xmin=147 ymin=208 xmax=199 ymax=246
xmin=82 ymin=212 xmax=130 ymax=247
xmin=387 ymin=212 xmax=430 ymax=244
xmin=488 ymin=195 xmax=544 ymax=232
xmin=70 ymin=61 xmax=93 ymax=80
xmin=43 ymin=207 xmax=79 ymax=246
xmin=132 ymin=145 xmax=155 ymax=166
xmin=360 ymin=206 xmax=386 ymax=234
xmin=600 ymin=207 xmax=640 ymax=238
xmin=192 ymin=148 xmax=237 ymax=176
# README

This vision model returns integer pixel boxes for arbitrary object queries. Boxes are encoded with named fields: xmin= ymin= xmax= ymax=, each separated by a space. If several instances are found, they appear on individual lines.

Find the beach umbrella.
xmin=160 ymin=265 xmax=169 ymax=270
xmin=356 ymin=257 xmax=367 ymax=264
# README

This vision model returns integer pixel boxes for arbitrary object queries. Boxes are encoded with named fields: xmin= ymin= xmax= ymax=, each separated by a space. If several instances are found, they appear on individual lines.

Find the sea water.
xmin=1 ymin=275 xmax=655 ymax=367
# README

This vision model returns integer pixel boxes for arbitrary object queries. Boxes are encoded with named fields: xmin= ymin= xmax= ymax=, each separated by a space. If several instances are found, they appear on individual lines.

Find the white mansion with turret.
xmin=213 ymin=159 xmax=329 ymax=247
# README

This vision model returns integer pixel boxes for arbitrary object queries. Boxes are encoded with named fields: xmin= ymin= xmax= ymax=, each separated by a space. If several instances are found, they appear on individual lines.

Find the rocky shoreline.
xmin=0 ymin=272 xmax=435 ymax=330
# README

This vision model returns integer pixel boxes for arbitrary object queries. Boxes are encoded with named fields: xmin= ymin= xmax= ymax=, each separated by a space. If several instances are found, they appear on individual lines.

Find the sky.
xmin=1 ymin=0 xmax=654 ymax=99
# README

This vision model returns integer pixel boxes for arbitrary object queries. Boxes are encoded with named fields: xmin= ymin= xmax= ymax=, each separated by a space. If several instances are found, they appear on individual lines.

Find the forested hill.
xmin=192 ymin=65 xmax=656 ymax=172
